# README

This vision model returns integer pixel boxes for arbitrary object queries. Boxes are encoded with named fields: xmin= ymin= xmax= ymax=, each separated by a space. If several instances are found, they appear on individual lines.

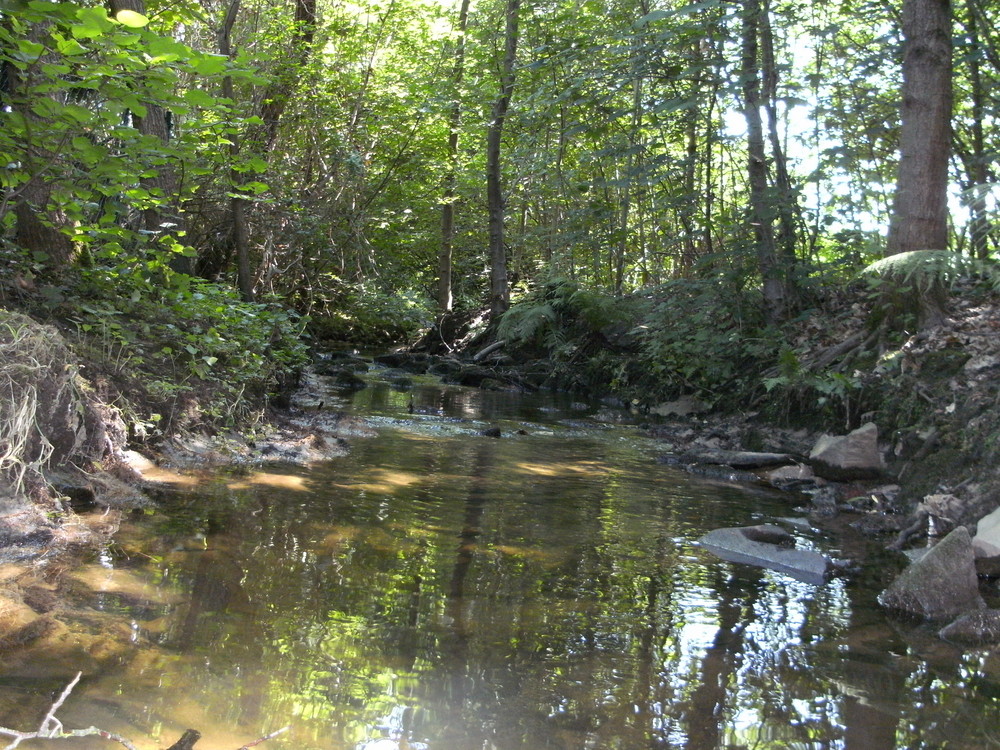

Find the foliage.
xmin=860 ymin=249 xmax=1000 ymax=293
xmin=632 ymin=274 xmax=779 ymax=406
xmin=761 ymin=345 xmax=862 ymax=426
xmin=498 ymin=277 xmax=640 ymax=353
xmin=61 ymin=266 xmax=309 ymax=434
xmin=307 ymin=279 xmax=434 ymax=346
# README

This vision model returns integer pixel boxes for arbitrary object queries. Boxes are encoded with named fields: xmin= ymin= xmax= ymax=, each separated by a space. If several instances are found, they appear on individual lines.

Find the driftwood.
xmin=166 ymin=729 xmax=202 ymax=750
xmin=472 ymin=339 xmax=505 ymax=361
xmin=0 ymin=673 xmax=139 ymax=750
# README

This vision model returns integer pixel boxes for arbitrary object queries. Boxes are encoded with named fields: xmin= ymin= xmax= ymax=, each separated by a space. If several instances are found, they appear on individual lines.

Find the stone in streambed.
xmin=697 ymin=524 xmax=833 ymax=584
xmin=878 ymin=526 xmax=985 ymax=620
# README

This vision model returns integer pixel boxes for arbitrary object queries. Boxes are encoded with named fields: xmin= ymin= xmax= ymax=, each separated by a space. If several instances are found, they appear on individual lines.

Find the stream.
xmin=2 ymin=364 xmax=1000 ymax=749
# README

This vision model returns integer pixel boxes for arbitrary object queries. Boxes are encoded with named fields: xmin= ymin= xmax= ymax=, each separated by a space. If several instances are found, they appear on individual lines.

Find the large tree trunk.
xmin=486 ymin=0 xmax=520 ymax=319
xmin=885 ymin=0 xmax=952 ymax=256
xmin=883 ymin=0 xmax=952 ymax=329
xmin=438 ymin=0 xmax=471 ymax=313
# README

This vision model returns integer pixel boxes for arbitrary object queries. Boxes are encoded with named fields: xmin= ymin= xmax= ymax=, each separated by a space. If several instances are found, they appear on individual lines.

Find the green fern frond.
xmin=861 ymin=249 xmax=997 ymax=291
xmin=496 ymin=302 xmax=557 ymax=345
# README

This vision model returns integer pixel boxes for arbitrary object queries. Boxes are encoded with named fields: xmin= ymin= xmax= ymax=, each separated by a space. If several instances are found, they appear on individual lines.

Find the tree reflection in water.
xmin=3 ymin=382 xmax=999 ymax=749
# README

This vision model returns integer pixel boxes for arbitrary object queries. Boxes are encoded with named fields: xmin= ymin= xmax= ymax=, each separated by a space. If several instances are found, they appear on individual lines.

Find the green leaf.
xmin=190 ymin=54 xmax=228 ymax=76
xmin=183 ymin=88 xmax=217 ymax=108
xmin=72 ymin=7 xmax=114 ymax=39
xmin=56 ymin=36 xmax=88 ymax=56
xmin=113 ymin=9 xmax=149 ymax=27
xmin=15 ymin=39 xmax=45 ymax=61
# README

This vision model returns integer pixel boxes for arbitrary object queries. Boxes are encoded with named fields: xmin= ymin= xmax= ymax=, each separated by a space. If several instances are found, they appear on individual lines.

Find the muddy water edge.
xmin=1 ymin=366 xmax=1000 ymax=750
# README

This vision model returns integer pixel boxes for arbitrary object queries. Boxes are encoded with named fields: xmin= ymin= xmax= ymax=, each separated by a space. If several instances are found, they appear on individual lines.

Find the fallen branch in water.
xmin=237 ymin=726 xmax=291 ymax=749
xmin=1 ymin=673 xmax=291 ymax=750
xmin=0 ymin=672 xmax=139 ymax=750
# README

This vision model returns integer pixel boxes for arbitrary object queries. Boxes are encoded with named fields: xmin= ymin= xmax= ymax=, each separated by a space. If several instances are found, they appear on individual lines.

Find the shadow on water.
xmin=3 ymin=373 xmax=1000 ymax=749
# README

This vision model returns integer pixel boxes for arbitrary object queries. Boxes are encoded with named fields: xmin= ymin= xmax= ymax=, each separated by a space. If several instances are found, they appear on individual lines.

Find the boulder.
xmin=649 ymin=395 xmax=709 ymax=418
xmin=697 ymin=524 xmax=833 ymax=584
xmin=808 ymin=422 xmax=886 ymax=480
xmin=878 ymin=526 xmax=985 ymax=620
xmin=939 ymin=609 xmax=1000 ymax=646
xmin=972 ymin=505 xmax=1000 ymax=558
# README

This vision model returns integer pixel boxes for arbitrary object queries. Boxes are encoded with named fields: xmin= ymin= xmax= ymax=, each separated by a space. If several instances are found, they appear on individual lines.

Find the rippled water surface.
xmin=2 ymin=370 xmax=1000 ymax=749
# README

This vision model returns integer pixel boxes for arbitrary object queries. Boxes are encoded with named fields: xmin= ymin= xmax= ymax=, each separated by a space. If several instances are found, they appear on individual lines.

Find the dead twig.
xmin=237 ymin=726 xmax=291 ymax=749
xmin=0 ymin=672 xmax=139 ymax=750
xmin=0 ymin=673 xmax=290 ymax=750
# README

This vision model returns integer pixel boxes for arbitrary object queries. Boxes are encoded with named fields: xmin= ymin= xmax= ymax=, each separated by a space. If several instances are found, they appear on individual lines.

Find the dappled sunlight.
xmin=333 ymin=468 xmax=426 ymax=494
xmin=512 ymin=459 xmax=612 ymax=478
xmin=226 ymin=471 xmax=309 ymax=491
xmin=70 ymin=565 xmax=185 ymax=606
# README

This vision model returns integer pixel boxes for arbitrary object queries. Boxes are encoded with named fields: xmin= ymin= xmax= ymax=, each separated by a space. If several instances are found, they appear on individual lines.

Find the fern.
xmin=496 ymin=301 xmax=558 ymax=346
xmin=861 ymin=249 xmax=999 ymax=292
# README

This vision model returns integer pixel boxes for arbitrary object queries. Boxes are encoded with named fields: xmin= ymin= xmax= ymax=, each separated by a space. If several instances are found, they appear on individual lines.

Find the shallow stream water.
xmin=2 ymin=367 xmax=1000 ymax=749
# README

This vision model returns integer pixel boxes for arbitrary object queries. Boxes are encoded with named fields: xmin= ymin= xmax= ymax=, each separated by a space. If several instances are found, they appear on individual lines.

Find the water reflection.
xmin=1 ymin=379 xmax=999 ymax=748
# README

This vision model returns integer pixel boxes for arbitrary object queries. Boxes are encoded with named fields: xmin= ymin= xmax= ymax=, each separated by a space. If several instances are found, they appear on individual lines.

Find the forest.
xmin=0 ymin=0 xmax=994 ymax=429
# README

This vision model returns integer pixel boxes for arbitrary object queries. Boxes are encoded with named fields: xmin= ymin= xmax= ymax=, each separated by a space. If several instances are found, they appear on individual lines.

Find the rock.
xmin=761 ymin=463 xmax=815 ymax=484
xmin=697 ymin=524 xmax=833 ymax=584
xmin=976 ymin=555 xmax=1000 ymax=579
xmin=878 ymin=526 xmax=985 ymax=620
xmin=808 ymin=422 xmax=886 ymax=480
xmin=649 ymin=395 xmax=709 ymax=418
xmin=963 ymin=354 xmax=1000 ymax=374
xmin=939 ymin=609 xmax=1000 ymax=646
xmin=972 ymin=505 xmax=1000 ymax=558
xmin=808 ymin=486 xmax=840 ymax=517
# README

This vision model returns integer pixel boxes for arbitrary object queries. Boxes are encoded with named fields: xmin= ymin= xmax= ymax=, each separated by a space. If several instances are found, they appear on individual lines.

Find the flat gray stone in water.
xmin=878 ymin=526 xmax=985 ymax=620
xmin=697 ymin=524 xmax=832 ymax=584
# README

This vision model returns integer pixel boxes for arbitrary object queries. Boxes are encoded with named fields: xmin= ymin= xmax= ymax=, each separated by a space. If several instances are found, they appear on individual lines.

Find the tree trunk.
xmin=438 ymin=0 xmax=471 ymax=313
xmin=883 ymin=0 xmax=952 ymax=329
xmin=740 ymin=0 xmax=786 ymax=324
xmin=8 ymin=17 xmax=76 ymax=269
xmin=254 ymin=0 xmax=317 ymax=155
xmin=486 ymin=0 xmax=520 ymax=319
xmin=217 ymin=0 xmax=255 ymax=301
xmin=958 ymin=0 xmax=991 ymax=260
xmin=885 ymin=0 xmax=952 ymax=256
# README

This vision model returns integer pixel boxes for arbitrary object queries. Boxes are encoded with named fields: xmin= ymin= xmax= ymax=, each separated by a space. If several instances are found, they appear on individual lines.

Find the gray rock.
xmin=808 ymin=422 xmax=886 ymax=480
xmin=697 ymin=524 xmax=833 ymax=584
xmin=939 ymin=609 xmax=1000 ymax=646
xmin=878 ymin=526 xmax=985 ymax=620
xmin=649 ymin=395 xmax=709 ymax=417
xmin=972 ymin=505 xmax=1000 ymax=557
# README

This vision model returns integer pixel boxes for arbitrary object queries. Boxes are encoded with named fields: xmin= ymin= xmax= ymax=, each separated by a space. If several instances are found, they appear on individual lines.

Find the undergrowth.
xmin=13 ymin=265 xmax=310 ymax=440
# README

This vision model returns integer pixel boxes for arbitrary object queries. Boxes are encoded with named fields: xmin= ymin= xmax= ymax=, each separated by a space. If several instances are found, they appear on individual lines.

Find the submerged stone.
xmin=697 ymin=524 xmax=833 ymax=584
xmin=939 ymin=609 xmax=1000 ymax=646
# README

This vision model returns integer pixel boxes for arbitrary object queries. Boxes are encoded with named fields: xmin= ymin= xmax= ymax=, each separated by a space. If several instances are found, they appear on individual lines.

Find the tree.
xmin=740 ymin=0 xmax=789 ymax=324
xmin=438 ymin=0 xmax=471 ymax=313
xmin=885 ymin=0 xmax=953 ymax=257
xmin=486 ymin=0 xmax=520 ymax=318
xmin=883 ymin=0 xmax=953 ymax=328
